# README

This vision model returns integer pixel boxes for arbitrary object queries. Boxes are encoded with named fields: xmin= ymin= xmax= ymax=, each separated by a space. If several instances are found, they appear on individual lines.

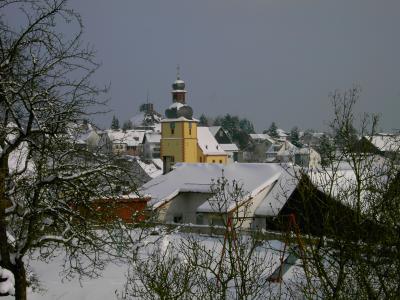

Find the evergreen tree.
xmin=111 ymin=115 xmax=120 ymax=130
xmin=199 ymin=114 xmax=209 ymax=126
xmin=290 ymin=126 xmax=302 ymax=147
xmin=122 ymin=120 xmax=133 ymax=131
xmin=267 ymin=122 xmax=279 ymax=139
xmin=213 ymin=116 xmax=223 ymax=126
xmin=239 ymin=118 xmax=255 ymax=134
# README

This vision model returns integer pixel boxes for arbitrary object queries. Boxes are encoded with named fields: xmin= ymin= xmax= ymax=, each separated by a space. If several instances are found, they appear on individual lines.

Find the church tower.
xmin=160 ymin=68 xmax=198 ymax=173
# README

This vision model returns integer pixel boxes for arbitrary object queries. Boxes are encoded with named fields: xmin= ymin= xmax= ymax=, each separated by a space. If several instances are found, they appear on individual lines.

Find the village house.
xmin=139 ymin=161 xmax=378 ymax=236
xmin=143 ymin=132 xmax=161 ymax=159
xmin=220 ymin=143 xmax=239 ymax=163
xmin=106 ymin=129 xmax=146 ymax=156
xmin=245 ymin=133 xmax=276 ymax=162
xmin=208 ymin=126 xmax=233 ymax=144
xmin=354 ymin=133 xmax=400 ymax=159
xmin=140 ymin=163 xmax=288 ymax=228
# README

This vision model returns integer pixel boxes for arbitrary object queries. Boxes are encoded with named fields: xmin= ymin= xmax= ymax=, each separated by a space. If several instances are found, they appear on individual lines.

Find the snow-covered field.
xmin=4 ymin=233 xmax=302 ymax=299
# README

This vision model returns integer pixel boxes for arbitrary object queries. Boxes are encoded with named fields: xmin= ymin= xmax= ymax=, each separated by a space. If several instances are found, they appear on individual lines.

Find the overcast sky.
xmin=67 ymin=0 xmax=399 ymax=132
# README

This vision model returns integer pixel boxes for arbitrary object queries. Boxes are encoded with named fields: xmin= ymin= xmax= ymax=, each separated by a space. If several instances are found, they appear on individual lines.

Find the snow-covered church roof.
xmin=197 ymin=127 xmax=226 ymax=155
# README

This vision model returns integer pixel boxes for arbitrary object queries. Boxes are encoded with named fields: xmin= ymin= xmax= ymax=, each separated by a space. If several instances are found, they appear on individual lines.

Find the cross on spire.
xmin=176 ymin=64 xmax=180 ymax=80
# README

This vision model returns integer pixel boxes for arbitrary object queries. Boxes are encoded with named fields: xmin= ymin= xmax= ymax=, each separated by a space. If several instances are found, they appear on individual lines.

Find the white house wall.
xmin=156 ymin=192 xmax=211 ymax=224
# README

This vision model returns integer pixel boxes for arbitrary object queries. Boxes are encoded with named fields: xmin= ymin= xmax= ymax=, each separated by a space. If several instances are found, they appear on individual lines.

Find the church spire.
xmin=172 ymin=66 xmax=186 ymax=104
xmin=176 ymin=64 xmax=180 ymax=80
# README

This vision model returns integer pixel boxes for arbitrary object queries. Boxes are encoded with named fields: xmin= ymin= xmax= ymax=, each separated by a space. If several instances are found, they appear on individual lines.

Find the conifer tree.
xmin=111 ymin=115 xmax=120 ymax=130
xmin=267 ymin=122 xmax=279 ymax=139
xmin=290 ymin=126 xmax=302 ymax=147
xmin=199 ymin=114 xmax=209 ymax=126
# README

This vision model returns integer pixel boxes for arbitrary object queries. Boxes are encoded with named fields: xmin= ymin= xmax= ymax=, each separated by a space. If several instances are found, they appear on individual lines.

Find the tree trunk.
xmin=0 ymin=155 xmax=12 ymax=266
xmin=13 ymin=259 xmax=27 ymax=300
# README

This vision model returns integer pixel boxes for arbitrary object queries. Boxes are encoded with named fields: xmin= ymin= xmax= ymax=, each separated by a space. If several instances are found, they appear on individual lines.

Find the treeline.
xmin=199 ymin=113 xmax=255 ymax=149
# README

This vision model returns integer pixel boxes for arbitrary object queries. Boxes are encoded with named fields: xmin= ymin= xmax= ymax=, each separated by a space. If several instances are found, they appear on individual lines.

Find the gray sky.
xmin=69 ymin=0 xmax=399 ymax=132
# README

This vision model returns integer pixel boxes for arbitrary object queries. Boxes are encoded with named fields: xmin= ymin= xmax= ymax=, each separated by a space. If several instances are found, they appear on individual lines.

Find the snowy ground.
xmin=4 ymin=233 xmax=303 ymax=299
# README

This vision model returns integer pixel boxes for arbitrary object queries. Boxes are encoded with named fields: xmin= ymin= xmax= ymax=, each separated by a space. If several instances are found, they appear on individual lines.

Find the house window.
xmin=212 ymin=160 xmax=215 ymax=163
xmin=219 ymin=160 xmax=222 ymax=163
xmin=196 ymin=213 xmax=204 ymax=225
xmin=200 ymin=157 xmax=202 ymax=162
xmin=173 ymin=215 xmax=182 ymax=223
xmin=189 ymin=122 xmax=192 ymax=135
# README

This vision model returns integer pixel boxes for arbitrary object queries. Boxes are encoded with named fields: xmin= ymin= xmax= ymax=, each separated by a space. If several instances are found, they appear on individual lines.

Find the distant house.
xmin=220 ymin=143 xmax=239 ymax=163
xmin=197 ymin=127 xmax=227 ymax=164
xmin=69 ymin=122 xmax=107 ymax=152
xmin=267 ymin=141 xmax=297 ymax=163
xmin=355 ymin=134 xmax=400 ymax=159
xmin=143 ymin=132 xmax=161 ymax=159
xmin=294 ymin=147 xmax=321 ymax=168
xmin=269 ymin=141 xmax=321 ymax=168
xmin=245 ymin=133 xmax=276 ymax=162
xmin=208 ymin=126 xmax=232 ymax=144
xmin=300 ymin=131 xmax=326 ymax=148
xmin=276 ymin=128 xmax=289 ymax=142
xmin=106 ymin=129 xmax=146 ymax=156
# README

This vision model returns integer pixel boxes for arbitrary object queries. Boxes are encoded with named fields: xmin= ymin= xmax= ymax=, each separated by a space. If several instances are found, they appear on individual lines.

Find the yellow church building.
xmin=160 ymin=71 xmax=227 ymax=173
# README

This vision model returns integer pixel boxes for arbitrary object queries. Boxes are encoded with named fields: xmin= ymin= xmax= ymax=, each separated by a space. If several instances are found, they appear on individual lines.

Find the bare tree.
xmin=0 ymin=1 xmax=138 ymax=299
xmin=121 ymin=177 xmax=280 ymax=300
xmin=287 ymin=87 xmax=400 ymax=299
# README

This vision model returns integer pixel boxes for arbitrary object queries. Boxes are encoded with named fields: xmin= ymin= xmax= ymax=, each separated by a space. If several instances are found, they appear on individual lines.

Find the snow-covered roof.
xmin=144 ymin=132 xmax=161 ymax=144
xmin=277 ymin=141 xmax=298 ymax=156
xmin=208 ymin=126 xmax=221 ymax=136
xmin=220 ymin=143 xmax=239 ymax=152
xmin=152 ymin=158 xmax=163 ymax=169
xmin=277 ymin=128 xmax=289 ymax=137
xmin=136 ymin=159 xmax=163 ymax=179
xmin=197 ymin=127 xmax=227 ymax=155
xmin=140 ymin=163 xmax=290 ymax=210
xmin=107 ymin=129 xmax=146 ymax=146
xmin=160 ymin=116 xmax=199 ymax=123
xmin=250 ymin=133 xmax=275 ymax=143
xmin=254 ymin=168 xmax=299 ymax=217
xmin=366 ymin=135 xmax=400 ymax=152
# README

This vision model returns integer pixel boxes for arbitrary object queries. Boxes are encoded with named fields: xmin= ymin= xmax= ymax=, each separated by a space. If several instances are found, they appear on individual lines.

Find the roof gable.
xmin=197 ymin=127 xmax=226 ymax=155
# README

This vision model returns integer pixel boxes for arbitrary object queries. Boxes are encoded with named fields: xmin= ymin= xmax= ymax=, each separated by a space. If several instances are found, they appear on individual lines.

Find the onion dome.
xmin=165 ymin=102 xmax=193 ymax=119
xmin=172 ymin=79 xmax=185 ymax=90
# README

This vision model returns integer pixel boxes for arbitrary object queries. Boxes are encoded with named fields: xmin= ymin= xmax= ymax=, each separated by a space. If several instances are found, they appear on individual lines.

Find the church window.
xmin=170 ymin=122 xmax=175 ymax=134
